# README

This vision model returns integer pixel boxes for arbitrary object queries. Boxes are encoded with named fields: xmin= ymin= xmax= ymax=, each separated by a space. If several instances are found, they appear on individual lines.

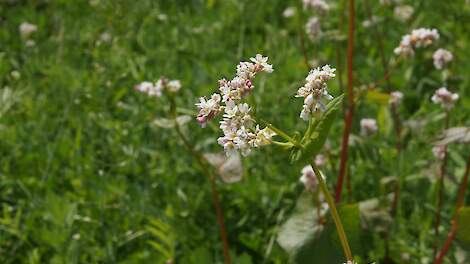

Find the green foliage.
xmin=278 ymin=191 xmax=368 ymax=263
xmin=0 ymin=0 xmax=469 ymax=263
xmin=456 ymin=207 xmax=470 ymax=250
xmin=291 ymin=95 xmax=343 ymax=163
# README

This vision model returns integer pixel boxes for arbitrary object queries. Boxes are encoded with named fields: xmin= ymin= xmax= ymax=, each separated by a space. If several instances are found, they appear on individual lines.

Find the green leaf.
xmin=277 ymin=190 xmax=364 ymax=263
xmin=366 ymin=90 xmax=390 ymax=105
xmin=291 ymin=95 xmax=344 ymax=163
xmin=456 ymin=207 xmax=470 ymax=250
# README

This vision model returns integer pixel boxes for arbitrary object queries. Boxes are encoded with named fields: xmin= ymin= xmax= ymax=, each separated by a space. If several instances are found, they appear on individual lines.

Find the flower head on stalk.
xmin=135 ymin=77 xmax=181 ymax=97
xmin=306 ymin=17 xmax=322 ymax=41
xmin=431 ymin=87 xmax=459 ymax=109
xmin=394 ymin=28 xmax=439 ymax=57
xmin=433 ymin=48 xmax=453 ymax=70
xmin=432 ymin=145 xmax=446 ymax=160
xmin=303 ymin=0 xmax=330 ymax=14
xmin=296 ymin=65 xmax=336 ymax=121
xmin=389 ymin=91 xmax=404 ymax=106
xmin=360 ymin=118 xmax=378 ymax=137
xmin=196 ymin=54 xmax=276 ymax=156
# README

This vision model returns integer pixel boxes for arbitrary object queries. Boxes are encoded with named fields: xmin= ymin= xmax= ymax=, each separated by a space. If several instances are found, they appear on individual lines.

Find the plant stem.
xmin=173 ymin=117 xmax=232 ymax=264
xmin=434 ymin=154 xmax=470 ymax=264
xmin=433 ymin=110 xmax=450 ymax=258
xmin=310 ymin=162 xmax=353 ymax=261
xmin=336 ymin=0 xmax=355 ymax=203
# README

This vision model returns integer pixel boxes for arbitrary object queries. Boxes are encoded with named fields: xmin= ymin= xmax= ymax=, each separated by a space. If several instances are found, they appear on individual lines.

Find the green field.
xmin=1 ymin=0 xmax=470 ymax=263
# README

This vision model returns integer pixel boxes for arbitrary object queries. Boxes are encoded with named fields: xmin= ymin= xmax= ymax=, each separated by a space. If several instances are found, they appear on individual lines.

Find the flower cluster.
xmin=19 ymin=22 xmax=37 ymax=39
xmin=296 ymin=65 xmax=336 ymax=121
xmin=135 ymin=77 xmax=181 ymax=97
xmin=360 ymin=118 xmax=378 ymax=137
xmin=19 ymin=22 xmax=37 ymax=47
xmin=196 ymin=54 xmax=276 ymax=156
xmin=394 ymin=5 xmax=414 ymax=22
xmin=432 ymin=48 xmax=453 ymax=70
xmin=432 ymin=145 xmax=446 ymax=160
xmin=394 ymin=28 xmax=439 ymax=57
xmin=431 ymin=87 xmax=459 ymax=109
xmin=306 ymin=17 xmax=322 ymax=41
xmin=303 ymin=0 xmax=330 ymax=13
xmin=389 ymin=91 xmax=404 ymax=106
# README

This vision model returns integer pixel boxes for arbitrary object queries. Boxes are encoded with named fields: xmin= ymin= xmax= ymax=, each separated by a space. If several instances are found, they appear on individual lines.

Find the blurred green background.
xmin=1 ymin=0 xmax=469 ymax=263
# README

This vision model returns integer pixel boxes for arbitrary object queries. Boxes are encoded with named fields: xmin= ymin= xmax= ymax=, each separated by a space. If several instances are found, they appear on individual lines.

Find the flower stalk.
xmin=170 ymin=98 xmax=232 ymax=264
xmin=434 ymin=154 xmax=470 ymax=264
xmin=336 ymin=0 xmax=355 ymax=203
xmin=310 ymin=161 xmax=353 ymax=261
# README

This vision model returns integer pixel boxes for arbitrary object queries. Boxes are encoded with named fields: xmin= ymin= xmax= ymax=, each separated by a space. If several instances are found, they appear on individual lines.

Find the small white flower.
xmin=167 ymin=80 xmax=181 ymax=93
xmin=394 ymin=28 xmax=439 ymax=57
xmin=432 ymin=48 xmax=453 ymax=70
xmin=299 ymin=165 xmax=318 ymax=190
xmin=394 ymin=5 xmax=414 ymax=22
xmin=303 ymin=0 xmax=330 ymax=14
xmin=135 ymin=77 xmax=182 ymax=97
xmin=305 ymin=17 xmax=322 ymax=41
xmin=196 ymin=93 xmax=222 ymax=127
xmin=360 ymin=118 xmax=378 ymax=137
xmin=362 ymin=16 xmax=380 ymax=28
xmin=315 ymin=154 xmax=327 ymax=167
xmin=389 ymin=91 xmax=404 ymax=106
xmin=250 ymin=54 xmax=274 ymax=73
xmin=432 ymin=145 xmax=446 ymax=160
xmin=19 ymin=22 xmax=37 ymax=39
xmin=135 ymin=81 xmax=159 ymax=96
xmin=99 ymin=32 xmax=112 ymax=43
xmin=431 ymin=87 xmax=458 ymax=109
xmin=283 ymin=7 xmax=296 ymax=18
xmin=299 ymin=165 xmax=327 ymax=191
xmin=296 ymin=65 xmax=335 ymax=121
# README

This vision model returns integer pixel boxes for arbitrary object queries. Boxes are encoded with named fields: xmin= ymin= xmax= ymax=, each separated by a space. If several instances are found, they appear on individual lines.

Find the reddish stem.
xmin=433 ymin=111 xmax=450 ymax=257
xmin=434 ymin=154 xmax=470 ymax=264
xmin=209 ymin=176 xmax=232 ymax=264
xmin=336 ymin=0 xmax=355 ymax=203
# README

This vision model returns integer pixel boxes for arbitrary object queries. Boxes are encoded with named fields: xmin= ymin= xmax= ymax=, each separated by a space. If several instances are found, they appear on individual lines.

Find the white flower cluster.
xmin=394 ymin=5 xmax=414 ymax=22
xmin=19 ymin=22 xmax=37 ymax=39
xmin=432 ymin=48 xmax=453 ymax=70
xmin=360 ymin=118 xmax=378 ymax=137
xmin=303 ymin=0 xmax=330 ymax=13
xmin=389 ymin=91 xmax=404 ymax=106
xmin=296 ymin=65 xmax=336 ymax=121
xmin=19 ymin=22 xmax=37 ymax=47
xmin=394 ymin=28 xmax=439 ymax=57
xmin=306 ymin=17 xmax=322 ymax=41
xmin=135 ymin=77 xmax=181 ymax=97
xmin=431 ymin=87 xmax=459 ymax=109
xmin=196 ymin=54 xmax=275 ymax=156
xmin=432 ymin=145 xmax=446 ymax=160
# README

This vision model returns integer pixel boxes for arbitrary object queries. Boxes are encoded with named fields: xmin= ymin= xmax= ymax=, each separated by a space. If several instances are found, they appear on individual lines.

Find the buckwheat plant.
xmin=394 ymin=28 xmax=439 ymax=57
xmin=430 ymin=86 xmax=459 ymax=257
xmin=135 ymin=77 xmax=232 ymax=264
xmin=197 ymin=55 xmax=353 ymax=262
xmin=432 ymin=49 xmax=453 ymax=70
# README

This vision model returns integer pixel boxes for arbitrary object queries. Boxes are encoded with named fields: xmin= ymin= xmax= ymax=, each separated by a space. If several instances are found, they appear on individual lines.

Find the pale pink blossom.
xmin=431 ymin=87 xmax=458 ymax=109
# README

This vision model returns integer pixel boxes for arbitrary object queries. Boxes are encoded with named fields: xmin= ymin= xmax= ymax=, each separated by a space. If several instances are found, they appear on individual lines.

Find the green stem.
xmin=310 ymin=162 xmax=353 ymax=261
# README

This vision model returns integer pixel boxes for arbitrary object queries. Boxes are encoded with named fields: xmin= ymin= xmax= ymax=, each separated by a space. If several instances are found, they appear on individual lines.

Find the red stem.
xmin=209 ymin=176 xmax=232 ymax=264
xmin=336 ymin=0 xmax=355 ymax=203
xmin=433 ymin=111 xmax=450 ymax=257
xmin=434 ymin=154 xmax=470 ymax=264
